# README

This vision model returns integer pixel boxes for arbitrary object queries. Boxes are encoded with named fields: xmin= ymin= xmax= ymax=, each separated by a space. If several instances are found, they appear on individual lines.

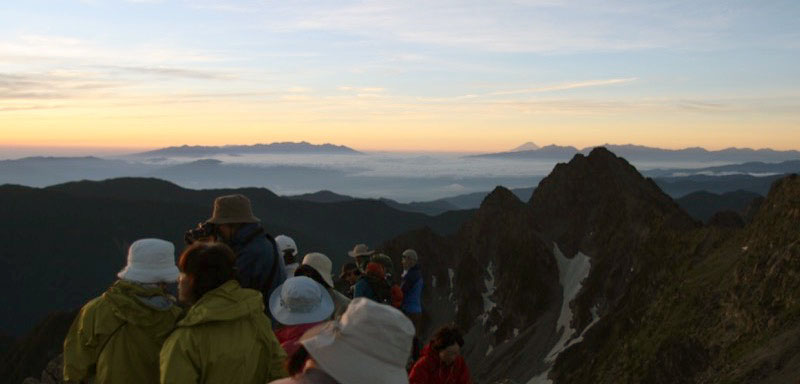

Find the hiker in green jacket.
xmin=160 ymin=242 xmax=288 ymax=384
xmin=63 ymin=238 xmax=183 ymax=384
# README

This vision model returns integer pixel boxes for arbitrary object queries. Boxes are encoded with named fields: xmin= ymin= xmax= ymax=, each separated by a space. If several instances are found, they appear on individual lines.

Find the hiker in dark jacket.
xmin=409 ymin=325 xmax=472 ymax=384
xmin=353 ymin=262 xmax=392 ymax=305
xmin=207 ymin=194 xmax=287 ymax=301
xmin=64 ymin=238 xmax=182 ymax=384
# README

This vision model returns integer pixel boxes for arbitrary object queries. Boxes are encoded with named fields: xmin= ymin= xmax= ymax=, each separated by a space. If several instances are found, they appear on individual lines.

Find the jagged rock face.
xmin=529 ymin=147 xmax=698 ymax=331
xmin=380 ymin=148 xmax=705 ymax=383
xmin=451 ymin=187 xmax=559 ymax=384
xmin=707 ymin=210 xmax=745 ymax=228
xmin=549 ymin=174 xmax=800 ymax=384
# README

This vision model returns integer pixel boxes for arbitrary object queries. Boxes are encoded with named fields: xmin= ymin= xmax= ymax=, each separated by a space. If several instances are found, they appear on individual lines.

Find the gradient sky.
xmin=1 ymin=0 xmax=799 ymax=153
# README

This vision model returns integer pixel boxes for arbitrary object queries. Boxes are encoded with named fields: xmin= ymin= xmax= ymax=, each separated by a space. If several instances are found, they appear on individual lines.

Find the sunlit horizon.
xmin=2 ymin=1 xmax=799 ymax=154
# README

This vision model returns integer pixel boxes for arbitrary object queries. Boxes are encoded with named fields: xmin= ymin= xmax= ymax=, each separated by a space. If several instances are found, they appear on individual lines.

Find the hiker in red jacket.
xmin=409 ymin=325 xmax=472 ymax=384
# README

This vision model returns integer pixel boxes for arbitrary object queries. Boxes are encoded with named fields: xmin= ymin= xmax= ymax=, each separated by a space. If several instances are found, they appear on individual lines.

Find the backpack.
xmin=367 ymin=276 xmax=393 ymax=305
xmin=239 ymin=225 xmax=281 ymax=307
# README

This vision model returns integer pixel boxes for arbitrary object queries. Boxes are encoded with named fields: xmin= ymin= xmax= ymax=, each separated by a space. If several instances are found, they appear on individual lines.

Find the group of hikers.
xmin=63 ymin=194 xmax=473 ymax=383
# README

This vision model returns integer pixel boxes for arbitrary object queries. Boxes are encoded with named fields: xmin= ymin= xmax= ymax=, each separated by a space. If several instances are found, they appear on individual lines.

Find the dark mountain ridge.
xmin=0 ymin=178 xmax=471 ymax=338
xmin=132 ymin=141 xmax=362 ymax=157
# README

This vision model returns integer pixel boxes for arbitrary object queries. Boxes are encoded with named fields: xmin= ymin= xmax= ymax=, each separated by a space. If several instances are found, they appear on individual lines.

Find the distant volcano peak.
xmin=510 ymin=141 xmax=540 ymax=152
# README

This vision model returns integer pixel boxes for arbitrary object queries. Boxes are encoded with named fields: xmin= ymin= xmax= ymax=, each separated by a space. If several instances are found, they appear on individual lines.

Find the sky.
xmin=1 ymin=0 xmax=799 ymax=154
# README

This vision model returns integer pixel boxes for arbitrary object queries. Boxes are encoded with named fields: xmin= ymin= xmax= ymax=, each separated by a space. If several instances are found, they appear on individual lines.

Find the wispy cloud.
xmin=102 ymin=65 xmax=235 ymax=80
xmin=418 ymin=78 xmax=638 ymax=102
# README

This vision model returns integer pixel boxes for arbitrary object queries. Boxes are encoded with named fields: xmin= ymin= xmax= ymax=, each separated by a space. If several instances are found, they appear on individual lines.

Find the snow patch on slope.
xmin=527 ymin=243 xmax=595 ymax=384
xmin=481 ymin=261 xmax=496 ymax=325
xmin=544 ymin=244 xmax=592 ymax=362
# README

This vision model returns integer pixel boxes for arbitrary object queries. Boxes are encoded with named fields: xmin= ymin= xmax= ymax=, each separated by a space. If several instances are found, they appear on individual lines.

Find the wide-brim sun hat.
xmin=302 ymin=252 xmax=334 ymax=287
xmin=348 ymin=243 xmax=375 ymax=258
xmin=300 ymin=298 xmax=414 ymax=384
xmin=206 ymin=194 xmax=260 ymax=224
xmin=117 ymin=238 xmax=180 ymax=284
xmin=269 ymin=276 xmax=334 ymax=325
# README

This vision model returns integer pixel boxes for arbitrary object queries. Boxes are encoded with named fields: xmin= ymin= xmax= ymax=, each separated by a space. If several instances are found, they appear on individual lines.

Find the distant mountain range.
xmin=474 ymin=144 xmax=800 ymax=163
xmin=131 ymin=141 xmax=362 ymax=157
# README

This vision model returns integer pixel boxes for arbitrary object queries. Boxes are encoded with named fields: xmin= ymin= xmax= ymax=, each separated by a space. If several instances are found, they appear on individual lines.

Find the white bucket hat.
xmin=117 ymin=238 xmax=180 ymax=284
xmin=269 ymin=276 xmax=334 ymax=326
xmin=302 ymin=252 xmax=334 ymax=287
xmin=275 ymin=235 xmax=298 ymax=257
xmin=300 ymin=298 xmax=415 ymax=384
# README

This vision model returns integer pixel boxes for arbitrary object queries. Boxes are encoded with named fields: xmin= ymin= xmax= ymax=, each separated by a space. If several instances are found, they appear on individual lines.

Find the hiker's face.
xmin=216 ymin=225 xmax=234 ymax=242
xmin=344 ymin=270 xmax=358 ymax=285
xmin=283 ymin=250 xmax=296 ymax=265
xmin=356 ymin=256 xmax=370 ymax=271
xmin=178 ymin=273 xmax=192 ymax=304
xmin=402 ymin=256 xmax=415 ymax=270
xmin=439 ymin=344 xmax=460 ymax=365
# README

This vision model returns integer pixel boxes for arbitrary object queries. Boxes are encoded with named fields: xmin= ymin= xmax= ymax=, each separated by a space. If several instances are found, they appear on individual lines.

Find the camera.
xmin=184 ymin=221 xmax=217 ymax=245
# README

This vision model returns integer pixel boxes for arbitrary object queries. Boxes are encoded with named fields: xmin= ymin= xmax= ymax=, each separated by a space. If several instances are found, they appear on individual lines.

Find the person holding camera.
xmin=188 ymin=194 xmax=287 ymax=307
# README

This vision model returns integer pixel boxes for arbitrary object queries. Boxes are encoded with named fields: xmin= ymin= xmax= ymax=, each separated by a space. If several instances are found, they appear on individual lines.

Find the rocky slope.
xmin=380 ymin=148 xmax=798 ymax=383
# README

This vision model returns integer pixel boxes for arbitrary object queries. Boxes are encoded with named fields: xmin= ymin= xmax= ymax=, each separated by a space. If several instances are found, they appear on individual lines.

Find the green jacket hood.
xmin=179 ymin=280 xmax=265 ymax=327
xmin=103 ymin=280 xmax=179 ymax=326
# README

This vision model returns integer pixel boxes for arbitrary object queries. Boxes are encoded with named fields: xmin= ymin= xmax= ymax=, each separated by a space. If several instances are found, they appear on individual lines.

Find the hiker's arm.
xmin=63 ymin=306 xmax=98 ymax=383
xmin=263 ymin=322 xmax=289 ymax=381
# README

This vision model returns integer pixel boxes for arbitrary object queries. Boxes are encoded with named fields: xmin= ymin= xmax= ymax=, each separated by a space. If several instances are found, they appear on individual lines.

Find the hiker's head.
xmin=339 ymin=262 xmax=360 ymax=285
xmin=431 ymin=325 xmax=464 ymax=365
xmin=177 ymin=242 xmax=236 ymax=304
xmin=299 ymin=298 xmax=414 ymax=383
xmin=348 ymin=243 xmax=374 ymax=272
xmin=365 ymin=262 xmax=385 ymax=279
xmin=299 ymin=253 xmax=334 ymax=289
xmin=206 ymin=194 xmax=259 ymax=241
xmin=371 ymin=253 xmax=394 ymax=277
xmin=401 ymin=249 xmax=418 ymax=270
xmin=269 ymin=276 xmax=334 ymax=326
xmin=295 ymin=264 xmax=331 ymax=289
xmin=117 ymin=238 xmax=180 ymax=287
xmin=275 ymin=235 xmax=298 ymax=265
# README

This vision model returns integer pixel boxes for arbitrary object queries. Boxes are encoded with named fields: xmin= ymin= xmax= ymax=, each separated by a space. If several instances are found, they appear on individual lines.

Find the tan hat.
xmin=348 ymin=243 xmax=374 ymax=258
xmin=402 ymin=249 xmax=418 ymax=262
xmin=300 ymin=298 xmax=414 ymax=384
xmin=207 ymin=194 xmax=260 ymax=224
xmin=302 ymin=252 xmax=334 ymax=287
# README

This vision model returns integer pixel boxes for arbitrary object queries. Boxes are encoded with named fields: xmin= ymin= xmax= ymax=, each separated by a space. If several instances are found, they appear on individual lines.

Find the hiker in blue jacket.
xmin=207 ymin=194 xmax=287 ymax=302
xmin=402 ymin=248 xmax=424 ymax=361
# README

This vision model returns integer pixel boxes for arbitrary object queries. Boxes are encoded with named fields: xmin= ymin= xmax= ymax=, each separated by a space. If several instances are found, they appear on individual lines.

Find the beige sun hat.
xmin=302 ymin=252 xmax=334 ymax=288
xmin=117 ymin=238 xmax=180 ymax=284
xmin=207 ymin=194 xmax=260 ymax=224
xmin=347 ymin=243 xmax=375 ymax=258
xmin=300 ymin=298 xmax=415 ymax=384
